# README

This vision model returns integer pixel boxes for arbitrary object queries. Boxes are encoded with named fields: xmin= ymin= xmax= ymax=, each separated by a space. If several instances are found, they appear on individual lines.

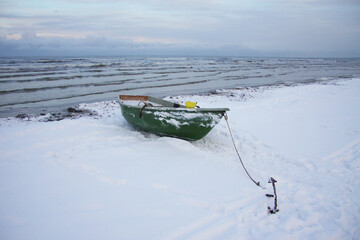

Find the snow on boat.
xmin=118 ymin=95 xmax=230 ymax=141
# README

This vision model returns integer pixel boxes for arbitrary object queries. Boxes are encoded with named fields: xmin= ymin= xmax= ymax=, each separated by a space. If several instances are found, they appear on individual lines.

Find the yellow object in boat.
xmin=185 ymin=101 xmax=197 ymax=108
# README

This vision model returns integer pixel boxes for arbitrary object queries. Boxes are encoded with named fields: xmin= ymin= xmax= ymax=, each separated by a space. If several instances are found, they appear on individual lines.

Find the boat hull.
xmin=119 ymin=99 xmax=228 ymax=141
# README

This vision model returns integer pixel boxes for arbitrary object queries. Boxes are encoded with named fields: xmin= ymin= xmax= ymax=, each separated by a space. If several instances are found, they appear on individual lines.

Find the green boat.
xmin=118 ymin=95 xmax=230 ymax=141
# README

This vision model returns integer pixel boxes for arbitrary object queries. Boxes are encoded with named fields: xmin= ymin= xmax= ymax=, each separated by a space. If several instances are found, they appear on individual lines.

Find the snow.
xmin=151 ymin=111 xmax=221 ymax=129
xmin=1 ymin=78 xmax=360 ymax=240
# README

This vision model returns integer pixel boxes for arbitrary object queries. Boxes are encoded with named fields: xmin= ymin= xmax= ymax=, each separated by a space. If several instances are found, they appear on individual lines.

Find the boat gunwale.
xmin=118 ymin=95 xmax=229 ymax=113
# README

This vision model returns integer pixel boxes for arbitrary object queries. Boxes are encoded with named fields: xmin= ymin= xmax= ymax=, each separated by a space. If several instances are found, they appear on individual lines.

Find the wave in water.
xmin=0 ymin=56 xmax=359 ymax=117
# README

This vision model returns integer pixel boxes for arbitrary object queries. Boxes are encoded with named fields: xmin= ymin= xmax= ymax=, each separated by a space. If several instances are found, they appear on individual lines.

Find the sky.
xmin=0 ymin=0 xmax=359 ymax=57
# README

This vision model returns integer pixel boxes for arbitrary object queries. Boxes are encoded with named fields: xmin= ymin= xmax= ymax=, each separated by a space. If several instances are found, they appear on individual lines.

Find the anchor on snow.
xmin=223 ymin=112 xmax=280 ymax=215
xmin=266 ymin=177 xmax=279 ymax=214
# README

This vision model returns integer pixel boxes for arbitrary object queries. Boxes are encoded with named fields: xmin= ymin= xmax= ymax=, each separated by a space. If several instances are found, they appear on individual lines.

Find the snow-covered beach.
xmin=1 ymin=78 xmax=360 ymax=239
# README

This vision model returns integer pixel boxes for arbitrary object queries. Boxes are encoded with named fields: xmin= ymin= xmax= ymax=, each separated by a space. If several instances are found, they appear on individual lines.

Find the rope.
xmin=223 ymin=112 xmax=264 ymax=189
xmin=138 ymin=102 xmax=153 ymax=118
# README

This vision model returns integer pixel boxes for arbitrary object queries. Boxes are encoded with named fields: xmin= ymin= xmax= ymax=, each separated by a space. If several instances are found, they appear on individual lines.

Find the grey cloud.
xmin=0 ymin=33 xmax=260 ymax=57
xmin=0 ymin=0 xmax=359 ymax=57
xmin=2 ymin=33 xmax=357 ymax=57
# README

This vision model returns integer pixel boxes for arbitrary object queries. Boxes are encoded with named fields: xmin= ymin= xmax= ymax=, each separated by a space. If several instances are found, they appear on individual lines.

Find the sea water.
xmin=0 ymin=56 xmax=359 ymax=117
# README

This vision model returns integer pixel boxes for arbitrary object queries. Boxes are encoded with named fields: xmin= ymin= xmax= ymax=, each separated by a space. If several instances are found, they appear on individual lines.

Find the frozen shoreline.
xmin=1 ymin=78 xmax=360 ymax=239
xmin=1 ymin=78 xmax=344 ymax=121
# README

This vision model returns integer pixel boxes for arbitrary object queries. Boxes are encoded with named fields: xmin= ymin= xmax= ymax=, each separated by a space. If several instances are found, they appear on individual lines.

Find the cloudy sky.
xmin=0 ymin=0 xmax=359 ymax=57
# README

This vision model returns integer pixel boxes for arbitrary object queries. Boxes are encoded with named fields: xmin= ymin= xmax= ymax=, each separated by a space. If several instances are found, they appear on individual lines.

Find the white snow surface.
xmin=1 ymin=79 xmax=360 ymax=240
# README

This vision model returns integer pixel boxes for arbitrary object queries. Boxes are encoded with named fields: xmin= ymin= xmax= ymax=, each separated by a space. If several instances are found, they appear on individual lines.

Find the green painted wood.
xmin=118 ymin=96 xmax=229 ymax=141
